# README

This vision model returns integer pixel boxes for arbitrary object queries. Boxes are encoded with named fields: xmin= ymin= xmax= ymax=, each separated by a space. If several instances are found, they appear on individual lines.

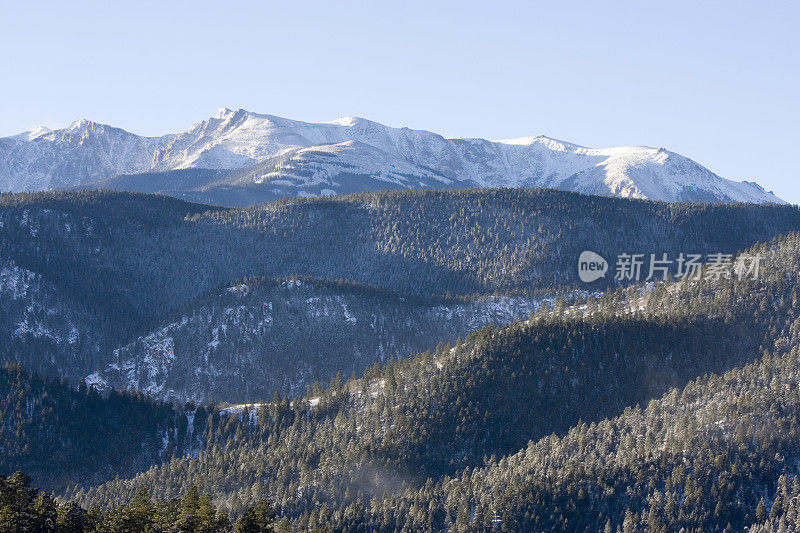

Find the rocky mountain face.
xmin=1 ymin=108 xmax=784 ymax=204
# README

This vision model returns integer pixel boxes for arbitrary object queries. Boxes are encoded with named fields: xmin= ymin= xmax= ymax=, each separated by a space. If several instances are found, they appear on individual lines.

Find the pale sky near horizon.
xmin=1 ymin=1 xmax=798 ymax=203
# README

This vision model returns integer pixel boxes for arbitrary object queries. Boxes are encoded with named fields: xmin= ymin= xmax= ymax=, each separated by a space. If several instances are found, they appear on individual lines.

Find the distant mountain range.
xmin=0 ymin=108 xmax=784 ymax=205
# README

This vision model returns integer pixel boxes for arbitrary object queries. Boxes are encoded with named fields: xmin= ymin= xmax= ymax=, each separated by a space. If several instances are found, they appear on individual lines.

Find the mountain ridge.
xmin=0 ymin=108 xmax=784 ymax=204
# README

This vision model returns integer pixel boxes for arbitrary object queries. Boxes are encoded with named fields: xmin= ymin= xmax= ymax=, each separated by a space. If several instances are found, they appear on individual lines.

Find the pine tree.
xmin=234 ymin=499 xmax=277 ymax=533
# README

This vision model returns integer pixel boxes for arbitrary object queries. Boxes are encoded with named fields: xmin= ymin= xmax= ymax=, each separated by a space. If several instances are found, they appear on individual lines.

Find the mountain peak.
xmin=328 ymin=116 xmax=368 ymax=127
xmin=68 ymin=118 xmax=95 ymax=130
xmin=11 ymin=126 xmax=53 ymax=141
xmin=29 ymin=125 xmax=51 ymax=136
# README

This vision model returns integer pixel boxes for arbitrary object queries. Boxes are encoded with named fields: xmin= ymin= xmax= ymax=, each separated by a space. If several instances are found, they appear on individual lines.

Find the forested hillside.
xmin=88 ymin=276 xmax=542 ymax=404
xmin=2 ymin=191 xmax=800 ymax=529
xmin=337 ymin=345 xmax=800 ymax=532
xmin=2 ymin=189 xmax=798 ymax=400
xmin=68 ymin=232 xmax=800 ymax=530
xmin=0 ymin=473 xmax=277 ymax=532
xmin=0 ymin=364 xmax=189 ymax=492
xmin=3 ymin=5 xmax=797 ymax=533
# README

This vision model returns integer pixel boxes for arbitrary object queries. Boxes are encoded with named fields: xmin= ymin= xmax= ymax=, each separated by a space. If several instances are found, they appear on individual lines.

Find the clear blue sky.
xmin=1 ymin=0 xmax=798 ymax=203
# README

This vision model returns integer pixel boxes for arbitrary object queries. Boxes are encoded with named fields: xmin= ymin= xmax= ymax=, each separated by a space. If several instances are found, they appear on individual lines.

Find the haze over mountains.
xmin=0 ymin=108 xmax=784 ymax=205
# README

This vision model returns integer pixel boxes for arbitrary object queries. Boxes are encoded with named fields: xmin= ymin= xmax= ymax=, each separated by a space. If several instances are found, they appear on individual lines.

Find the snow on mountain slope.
xmin=150 ymin=108 xmax=461 ymax=174
xmin=0 ymin=257 xmax=102 ymax=380
xmin=91 ymin=140 xmax=459 ymax=207
xmin=86 ymin=278 xmax=544 ymax=404
xmin=0 ymin=107 xmax=784 ymax=204
xmin=0 ymin=121 xmax=171 ymax=192
xmin=555 ymin=146 xmax=783 ymax=202
xmin=235 ymin=141 xmax=454 ymax=189
xmin=150 ymin=109 xmax=604 ymax=189
xmin=196 ymin=140 xmax=457 ymax=201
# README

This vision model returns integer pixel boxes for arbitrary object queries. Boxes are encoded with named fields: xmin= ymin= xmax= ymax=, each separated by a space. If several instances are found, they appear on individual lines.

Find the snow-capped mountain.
xmin=212 ymin=139 xmax=457 ymax=199
xmin=0 ymin=120 xmax=170 ymax=192
xmin=0 ymin=108 xmax=784 ymax=204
